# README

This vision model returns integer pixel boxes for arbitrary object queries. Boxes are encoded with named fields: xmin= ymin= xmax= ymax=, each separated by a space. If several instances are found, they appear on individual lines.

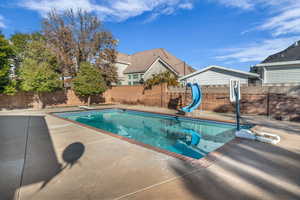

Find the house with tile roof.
xmin=115 ymin=48 xmax=195 ymax=85
xmin=251 ymin=40 xmax=300 ymax=84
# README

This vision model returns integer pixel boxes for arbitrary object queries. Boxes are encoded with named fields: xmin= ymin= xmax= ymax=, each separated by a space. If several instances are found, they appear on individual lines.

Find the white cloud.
xmin=20 ymin=0 xmax=195 ymax=21
xmin=178 ymin=2 xmax=194 ymax=9
xmin=0 ymin=15 xmax=5 ymax=28
xmin=213 ymin=0 xmax=300 ymax=64
xmin=212 ymin=0 xmax=282 ymax=10
xmin=211 ymin=0 xmax=253 ymax=10
xmin=259 ymin=3 xmax=300 ymax=36
xmin=144 ymin=1 xmax=194 ymax=23
xmin=216 ymin=37 xmax=299 ymax=63
xmin=21 ymin=0 xmax=113 ymax=17
xmin=213 ymin=0 xmax=300 ymax=36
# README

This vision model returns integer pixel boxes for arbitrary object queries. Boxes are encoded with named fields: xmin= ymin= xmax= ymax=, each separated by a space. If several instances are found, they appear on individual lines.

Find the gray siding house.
xmin=252 ymin=40 xmax=300 ymax=84
xmin=115 ymin=48 xmax=195 ymax=85
xmin=179 ymin=65 xmax=259 ymax=85
xmin=253 ymin=61 xmax=300 ymax=84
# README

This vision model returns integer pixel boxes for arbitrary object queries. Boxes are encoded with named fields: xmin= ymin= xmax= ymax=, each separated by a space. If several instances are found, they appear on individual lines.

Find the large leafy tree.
xmin=5 ymin=33 xmax=48 ymax=95
xmin=24 ymin=35 xmax=57 ymax=67
xmin=0 ymin=34 xmax=15 ymax=93
xmin=72 ymin=62 xmax=106 ymax=106
xmin=43 ymin=9 xmax=118 ymax=86
xmin=19 ymin=37 xmax=62 ymax=108
xmin=10 ymin=33 xmax=31 ymax=67
xmin=10 ymin=32 xmax=42 ymax=68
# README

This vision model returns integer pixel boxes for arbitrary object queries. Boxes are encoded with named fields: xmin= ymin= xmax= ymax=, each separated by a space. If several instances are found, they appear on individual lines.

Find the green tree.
xmin=10 ymin=32 xmax=43 ymax=65
xmin=0 ymin=34 xmax=14 ymax=93
xmin=3 ymin=79 xmax=18 ymax=95
xmin=72 ymin=62 xmax=106 ymax=106
xmin=19 ymin=38 xmax=61 ymax=108
xmin=10 ymin=33 xmax=31 ymax=67
xmin=144 ymin=71 xmax=178 ymax=89
xmin=20 ymin=59 xmax=61 ymax=108
xmin=6 ymin=33 xmax=53 ymax=95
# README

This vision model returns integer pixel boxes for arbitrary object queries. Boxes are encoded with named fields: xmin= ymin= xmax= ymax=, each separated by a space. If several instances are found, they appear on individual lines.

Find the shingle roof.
xmin=116 ymin=52 xmax=131 ymax=63
xmin=119 ymin=48 xmax=195 ymax=76
xmin=262 ymin=40 xmax=300 ymax=63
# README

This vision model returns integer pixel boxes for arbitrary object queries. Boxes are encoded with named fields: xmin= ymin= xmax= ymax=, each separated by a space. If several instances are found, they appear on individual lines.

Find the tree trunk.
xmin=61 ymin=75 xmax=65 ymax=88
xmin=88 ymin=95 xmax=91 ymax=107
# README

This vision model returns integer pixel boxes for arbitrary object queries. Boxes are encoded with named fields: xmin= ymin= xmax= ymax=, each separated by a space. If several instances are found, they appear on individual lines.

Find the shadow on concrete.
xmin=39 ymin=142 xmax=85 ymax=190
xmin=62 ymin=142 xmax=85 ymax=168
xmin=168 ymin=140 xmax=300 ymax=200
xmin=207 ymin=113 xmax=300 ymax=135
xmin=0 ymin=116 xmax=85 ymax=200
xmin=241 ymin=116 xmax=300 ymax=135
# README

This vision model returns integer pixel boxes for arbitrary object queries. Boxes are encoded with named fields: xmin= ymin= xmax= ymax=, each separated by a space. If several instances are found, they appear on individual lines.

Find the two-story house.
xmin=115 ymin=48 xmax=195 ymax=85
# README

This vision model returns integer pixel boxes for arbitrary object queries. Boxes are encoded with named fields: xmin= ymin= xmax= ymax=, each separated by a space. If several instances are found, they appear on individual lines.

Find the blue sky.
xmin=1 ymin=0 xmax=300 ymax=71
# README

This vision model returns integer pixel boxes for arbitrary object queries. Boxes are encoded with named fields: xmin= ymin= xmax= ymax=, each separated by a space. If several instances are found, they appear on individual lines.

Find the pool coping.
xmin=48 ymin=107 xmax=249 ymax=168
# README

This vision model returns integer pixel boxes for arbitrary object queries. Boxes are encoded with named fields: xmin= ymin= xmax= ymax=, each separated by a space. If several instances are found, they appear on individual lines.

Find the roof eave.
xmin=123 ymin=70 xmax=146 ymax=74
xmin=255 ymin=60 xmax=300 ymax=67
xmin=179 ymin=65 xmax=259 ymax=81
xmin=116 ymin=60 xmax=131 ymax=65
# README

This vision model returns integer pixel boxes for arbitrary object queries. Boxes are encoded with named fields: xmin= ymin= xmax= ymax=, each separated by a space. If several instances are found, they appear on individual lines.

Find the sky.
xmin=0 ymin=0 xmax=300 ymax=71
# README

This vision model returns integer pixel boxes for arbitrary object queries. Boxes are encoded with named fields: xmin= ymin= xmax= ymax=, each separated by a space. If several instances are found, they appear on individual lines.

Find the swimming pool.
xmin=54 ymin=109 xmax=241 ymax=159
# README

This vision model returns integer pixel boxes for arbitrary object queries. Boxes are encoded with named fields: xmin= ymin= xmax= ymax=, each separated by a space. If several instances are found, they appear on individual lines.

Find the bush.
xmin=72 ymin=62 xmax=106 ymax=106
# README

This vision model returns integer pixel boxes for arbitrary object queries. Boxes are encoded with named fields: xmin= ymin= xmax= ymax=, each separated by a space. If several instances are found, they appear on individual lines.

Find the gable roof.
xmin=145 ymin=57 xmax=180 ymax=76
xmin=179 ymin=65 xmax=259 ymax=81
xmin=262 ymin=40 xmax=300 ymax=63
xmin=118 ymin=48 xmax=195 ymax=76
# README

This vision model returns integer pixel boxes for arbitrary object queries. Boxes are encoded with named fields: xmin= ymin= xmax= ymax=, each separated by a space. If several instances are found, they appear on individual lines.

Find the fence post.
xmin=267 ymin=91 xmax=270 ymax=118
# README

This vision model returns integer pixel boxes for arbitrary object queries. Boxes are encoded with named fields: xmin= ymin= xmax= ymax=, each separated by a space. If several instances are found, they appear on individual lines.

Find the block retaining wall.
xmin=0 ymin=84 xmax=299 ymax=122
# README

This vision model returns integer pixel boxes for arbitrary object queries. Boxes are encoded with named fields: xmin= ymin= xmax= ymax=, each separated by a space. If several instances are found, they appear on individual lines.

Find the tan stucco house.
xmin=115 ymin=48 xmax=195 ymax=85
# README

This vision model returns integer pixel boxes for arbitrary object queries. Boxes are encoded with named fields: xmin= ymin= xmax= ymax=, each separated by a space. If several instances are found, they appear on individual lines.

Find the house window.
xmin=140 ymin=74 xmax=144 ymax=78
xmin=128 ymin=75 xmax=131 ymax=79
xmin=133 ymin=81 xmax=140 ymax=85
xmin=133 ymin=74 xmax=139 ymax=79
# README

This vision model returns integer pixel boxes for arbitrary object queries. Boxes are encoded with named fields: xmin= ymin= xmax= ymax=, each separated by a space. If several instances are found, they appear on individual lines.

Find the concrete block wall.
xmin=0 ymin=84 xmax=299 ymax=122
xmin=0 ymin=90 xmax=104 ymax=110
xmin=167 ymin=85 xmax=300 ymax=122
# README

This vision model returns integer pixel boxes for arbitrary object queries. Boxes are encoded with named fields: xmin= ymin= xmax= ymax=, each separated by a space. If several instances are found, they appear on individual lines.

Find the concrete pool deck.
xmin=1 ymin=104 xmax=300 ymax=200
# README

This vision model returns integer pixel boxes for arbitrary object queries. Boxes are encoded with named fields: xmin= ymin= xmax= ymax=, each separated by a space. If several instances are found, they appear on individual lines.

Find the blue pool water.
xmin=55 ymin=109 xmax=240 ymax=159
